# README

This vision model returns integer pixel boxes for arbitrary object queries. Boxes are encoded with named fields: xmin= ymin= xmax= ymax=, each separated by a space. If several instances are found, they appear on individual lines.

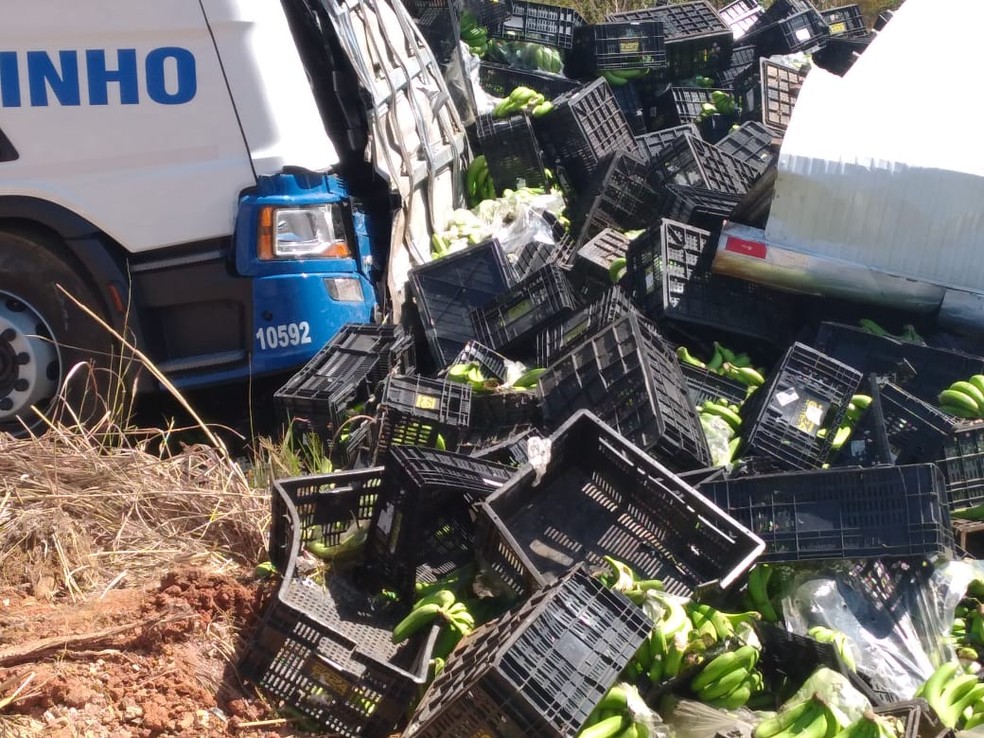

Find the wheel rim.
xmin=0 ymin=291 xmax=60 ymax=433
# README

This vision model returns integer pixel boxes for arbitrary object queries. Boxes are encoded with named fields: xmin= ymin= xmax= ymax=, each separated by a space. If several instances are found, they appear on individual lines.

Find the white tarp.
xmin=764 ymin=0 xmax=984 ymax=295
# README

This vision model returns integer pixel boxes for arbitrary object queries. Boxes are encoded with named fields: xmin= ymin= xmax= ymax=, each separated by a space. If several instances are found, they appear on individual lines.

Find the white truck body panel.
xmin=714 ymin=0 xmax=984 ymax=315
xmin=0 ymin=0 xmax=338 ymax=253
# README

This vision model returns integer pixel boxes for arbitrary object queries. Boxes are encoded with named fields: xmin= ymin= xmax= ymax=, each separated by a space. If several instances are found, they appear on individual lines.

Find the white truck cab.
xmin=0 ymin=0 xmax=466 ymax=434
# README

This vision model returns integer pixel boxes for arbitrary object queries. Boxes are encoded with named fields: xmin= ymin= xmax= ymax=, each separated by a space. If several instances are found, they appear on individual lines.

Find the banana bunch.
xmin=753 ymin=693 xmax=848 ymax=738
xmin=597 ymin=555 xmax=665 ymax=605
xmin=938 ymin=375 xmax=984 ymax=419
xmin=807 ymin=626 xmax=857 ymax=672
xmin=447 ymin=361 xmax=544 ymax=393
xmin=698 ymin=399 xmax=744 ymax=466
xmin=677 ymin=342 xmax=768 ymax=393
xmin=465 ymin=155 xmax=495 ymax=209
xmin=460 ymin=11 xmax=490 ymax=57
xmin=816 ymin=393 xmax=872 ymax=453
xmin=949 ymin=596 xmax=984 ymax=670
xmin=690 ymin=644 xmax=763 ymax=710
xmin=391 ymin=588 xmax=476 ymax=663
xmin=697 ymin=90 xmax=737 ymax=120
xmin=432 ymin=205 xmax=493 ymax=257
xmin=518 ymin=41 xmax=563 ymax=73
xmin=744 ymin=564 xmax=783 ymax=624
xmin=578 ymin=684 xmax=653 ymax=738
xmin=687 ymin=602 xmax=760 ymax=646
xmin=633 ymin=590 xmax=708 ymax=685
xmin=858 ymin=318 xmax=926 ymax=345
xmin=914 ymin=660 xmax=984 ymax=729
xmin=492 ymin=85 xmax=553 ymax=118
xmin=598 ymin=68 xmax=650 ymax=87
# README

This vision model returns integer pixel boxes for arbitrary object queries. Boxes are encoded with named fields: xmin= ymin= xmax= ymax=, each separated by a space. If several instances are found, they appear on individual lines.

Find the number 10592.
xmin=255 ymin=322 xmax=312 ymax=350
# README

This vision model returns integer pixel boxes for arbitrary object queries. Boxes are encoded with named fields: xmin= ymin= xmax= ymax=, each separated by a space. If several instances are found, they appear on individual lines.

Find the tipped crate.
xmin=698 ymin=464 xmax=954 ymax=562
xmin=566 ymin=21 xmax=667 ymax=77
xmin=408 ymin=238 xmax=515 ymax=368
xmin=470 ymin=427 xmax=535 ymax=466
xmin=610 ymin=1 xmax=734 ymax=79
xmin=611 ymin=81 xmax=647 ymax=135
xmin=657 ymin=184 xmax=742 ymax=230
xmin=477 ymin=62 xmax=580 ymax=100
xmin=471 ymin=264 xmax=580 ymax=357
xmin=636 ymin=123 xmax=700 ymax=162
xmin=680 ymin=362 xmax=749 ymax=409
xmin=535 ymin=285 xmax=635 ymax=367
xmin=715 ymin=121 xmax=776 ymax=172
xmin=361 ymin=446 xmax=513 ymax=604
xmin=760 ymin=58 xmax=808 ymax=133
xmin=739 ymin=342 xmax=864 ymax=471
xmin=414 ymin=4 xmax=460 ymax=65
xmin=836 ymin=382 xmax=956 ymax=469
xmin=571 ymin=150 xmax=659 ymax=247
xmin=821 ymin=4 xmax=866 ymax=38
xmin=240 ymin=469 xmax=440 ymax=738
xmin=812 ymin=34 xmax=871 ymax=76
xmin=464 ymin=0 xmax=514 ymax=27
xmin=572 ymin=229 xmax=632 ymax=299
xmin=538 ymin=311 xmax=713 ymax=471
xmin=375 ymin=375 xmax=473 ymax=458
xmin=475 ymin=112 xmax=548 ymax=192
xmin=749 ymin=8 xmax=828 ymax=55
xmin=491 ymin=0 xmax=586 ymax=49
xmin=404 ymin=567 xmax=652 ymax=738
xmin=650 ymin=133 xmax=760 ymax=194
xmin=940 ymin=422 xmax=984 ymax=512
xmin=474 ymin=410 xmax=764 ymax=599
xmin=718 ymin=0 xmax=764 ymax=39
xmin=273 ymin=323 xmax=414 ymax=445
xmin=872 ymin=700 xmax=953 ymax=738
xmin=533 ymin=77 xmax=640 ymax=198
xmin=627 ymin=219 xmax=795 ymax=348
xmin=650 ymin=86 xmax=733 ymax=129
xmin=811 ymin=321 xmax=984 ymax=406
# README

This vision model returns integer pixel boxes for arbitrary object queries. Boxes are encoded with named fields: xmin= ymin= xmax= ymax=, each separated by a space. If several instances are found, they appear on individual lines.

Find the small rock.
xmin=124 ymin=704 xmax=143 ymax=722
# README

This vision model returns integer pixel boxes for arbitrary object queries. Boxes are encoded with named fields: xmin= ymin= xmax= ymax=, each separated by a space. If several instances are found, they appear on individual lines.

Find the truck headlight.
xmin=257 ymin=204 xmax=352 ymax=260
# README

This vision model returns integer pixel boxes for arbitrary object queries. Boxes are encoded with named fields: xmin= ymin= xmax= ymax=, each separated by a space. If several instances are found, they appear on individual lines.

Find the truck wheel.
xmin=0 ymin=230 xmax=116 ymax=437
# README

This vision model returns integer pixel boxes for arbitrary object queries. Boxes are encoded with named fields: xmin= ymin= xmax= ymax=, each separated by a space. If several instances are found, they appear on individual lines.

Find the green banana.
xmin=952 ymin=380 xmax=984 ymax=410
xmin=677 ymin=345 xmax=706 ymax=369
xmin=697 ymin=663 xmax=751 ymax=701
xmin=970 ymin=375 xmax=984 ymax=398
xmin=706 ymin=345 xmax=724 ymax=372
xmin=748 ymin=564 xmax=780 ymax=623
xmin=691 ymin=645 xmax=758 ymax=692
xmin=391 ymin=602 xmax=443 ymax=643
xmin=706 ymin=674 xmax=756 ymax=710
xmin=602 ymin=555 xmax=637 ymax=592
xmin=413 ymin=588 xmax=456 ymax=612
xmin=601 ymin=70 xmax=629 ymax=87
xmin=859 ymin=318 xmax=891 ymax=337
xmin=939 ymin=388 xmax=981 ymax=416
xmin=754 ymin=697 xmax=824 ymax=738
xmin=701 ymin=401 xmax=742 ymax=432
xmin=725 ymin=363 xmax=766 ymax=387
xmin=579 ymin=714 xmax=627 ymax=738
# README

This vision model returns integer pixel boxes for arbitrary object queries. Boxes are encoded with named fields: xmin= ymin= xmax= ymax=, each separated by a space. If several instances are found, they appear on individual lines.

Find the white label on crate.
xmin=775 ymin=388 xmax=800 ymax=406
xmin=795 ymin=27 xmax=812 ymax=42
xmin=527 ymin=435 xmax=552 ymax=485
xmin=376 ymin=501 xmax=395 ymax=536
xmin=804 ymin=403 xmax=824 ymax=426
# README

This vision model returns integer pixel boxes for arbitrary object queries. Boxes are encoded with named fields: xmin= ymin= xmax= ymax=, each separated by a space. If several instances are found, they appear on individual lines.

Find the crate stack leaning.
xmin=242 ymin=1 xmax=984 ymax=736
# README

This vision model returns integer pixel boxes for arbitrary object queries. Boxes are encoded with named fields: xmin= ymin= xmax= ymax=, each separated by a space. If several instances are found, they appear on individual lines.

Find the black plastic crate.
xmin=759 ymin=58 xmax=807 ymax=133
xmin=610 ymin=1 xmax=734 ymax=79
xmin=652 ymin=86 xmax=732 ymax=129
xmin=680 ymin=362 xmax=748 ymax=408
xmin=627 ymin=219 xmax=794 ymax=347
xmin=477 ymin=61 xmax=580 ymax=100
xmin=538 ymin=312 xmax=712 ymax=471
xmin=651 ymin=133 xmax=759 ymax=194
xmin=574 ymin=229 xmax=631 ymax=294
xmin=535 ymin=285 xmax=635 ymax=367
xmin=491 ymin=0 xmax=586 ymax=49
xmin=811 ymin=322 xmax=984 ymax=406
xmin=408 ymin=239 xmax=516 ymax=368
xmin=611 ymin=81 xmax=647 ymax=136
xmin=405 ymin=567 xmax=652 ymax=738
xmin=837 ymin=382 xmax=957 ymax=469
xmin=241 ymin=470 xmax=439 ymax=738
xmin=747 ymin=7 xmax=827 ymax=58
xmin=567 ymin=21 xmax=667 ymax=76
xmin=821 ymin=4 xmax=866 ymax=38
xmin=940 ymin=423 xmax=984 ymax=511
xmin=635 ymin=124 xmax=698 ymax=162
xmin=744 ymin=0 xmax=815 ymax=31
xmin=464 ymin=0 xmax=514 ymax=28
xmin=657 ymin=183 xmax=741 ymax=230
xmin=471 ymin=264 xmax=580 ymax=357
xmin=533 ymin=77 xmax=640 ymax=197
xmin=699 ymin=464 xmax=954 ymax=562
xmin=718 ymin=0 xmax=764 ymax=39
xmin=874 ymin=8 xmax=894 ymax=31
xmin=811 ymin=34 xmax=871 ymax=76
xmin=446 ymin=340 xmax=511 ymax=382
xmin=738 ymin=342 xmax=864 ymax=471
xmin=715 ymin=121 xmax=776 ymax=172
xmin=361 ymin=446 xmax=513 ymax=603
xmin=873 ymin=700 xmax=953 ymax=738
xmin=375 ymin=375 xmax=473 ymax=458
xmin=470 ymin=427 xmax=535 ymax=466
xmin=571 ymin=150 xmax=659 ymax=247
xmin=508 ymin=238 xmax=570 ymax=283
xmin=415 ymin=4 xmax=460 ymax=65
xmin=475 ymin=112 xmax=548 ymax=193
xmin=474 ymin=410 xmax=763 ymax=600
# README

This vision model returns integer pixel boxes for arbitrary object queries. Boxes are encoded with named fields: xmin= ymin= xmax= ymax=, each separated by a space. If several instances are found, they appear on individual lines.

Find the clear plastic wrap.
xmin=780 ymin=559 xmax=982 ymax=702
xmin=699 ymin=414 xmax=734 ymax=468
xmin=783 ymin=667 xmax=873 ymax=726
xmin=660 ymin=695 xmax=760 ymax=738
xmin=486 ymin=40 xmax=566 ymax=75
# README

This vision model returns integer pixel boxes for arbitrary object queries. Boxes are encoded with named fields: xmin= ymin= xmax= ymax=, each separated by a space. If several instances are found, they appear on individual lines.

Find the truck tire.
xmin=0 ymin=229 xmax=117 ymax=437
